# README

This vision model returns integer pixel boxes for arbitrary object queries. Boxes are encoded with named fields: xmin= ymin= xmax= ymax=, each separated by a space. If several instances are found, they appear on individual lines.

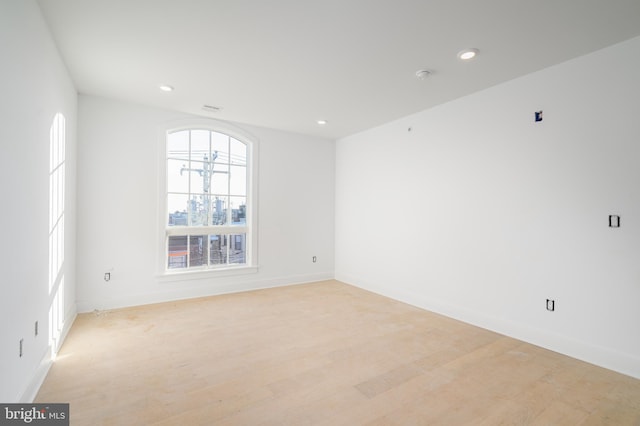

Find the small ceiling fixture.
xmin=317 ymin=120 xmax=328 ymax=125
xmin=458 ymin=48 xmax=479 ymax=60
xmin=415 ymin=69 xmax=431 ymax=80
xmin=159 ymin=84 xmax=174 ymax=92
xmin=202 ymin=105 xmax=222 ymax=112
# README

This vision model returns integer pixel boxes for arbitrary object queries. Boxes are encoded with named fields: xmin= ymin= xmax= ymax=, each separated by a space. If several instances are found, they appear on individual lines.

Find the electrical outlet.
xmin=35 ymin=321 xmax=38 ymax=337
xmin=19 ymin=339 xmax=23 ymax=357
xmin=104 ymin=272 xmax=111 ymax=282
xmin=535 ymin=110 xmax=543 ymax=122
xmin=546 ymin=299 xmax=555 ymax=311
xmin=312 ymin=256 xmax=317 ymax=263
xmin=609 ymin=215 xmax=620 ymax=228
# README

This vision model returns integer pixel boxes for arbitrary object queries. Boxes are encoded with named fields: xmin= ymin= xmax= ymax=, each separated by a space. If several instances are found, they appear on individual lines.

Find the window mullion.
xmin=227 ymin=135 xmax=232 ymax=230
xmin=188 ymin=130 xmax=192 ymax=226
xmin=167 ymin=226 xmax=248 ymax=236
xmin=186 ymin=233 xmax=191 ymax=268
xmin=226 ymin=136 xmax=232 ymax=266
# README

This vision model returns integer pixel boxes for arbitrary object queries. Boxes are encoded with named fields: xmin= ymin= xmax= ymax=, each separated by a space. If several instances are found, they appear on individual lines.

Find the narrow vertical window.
xmin=49 ymin=113 xmax=66 ymax=350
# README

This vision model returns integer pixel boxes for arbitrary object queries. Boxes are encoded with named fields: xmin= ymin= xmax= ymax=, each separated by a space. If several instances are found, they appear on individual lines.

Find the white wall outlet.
xmin=546 ymin=299 xmax=555 ymax=311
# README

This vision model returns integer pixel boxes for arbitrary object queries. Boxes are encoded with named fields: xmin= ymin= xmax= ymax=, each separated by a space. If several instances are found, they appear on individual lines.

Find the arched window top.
xmin=164 ymin=118 xmax=258 ymax=149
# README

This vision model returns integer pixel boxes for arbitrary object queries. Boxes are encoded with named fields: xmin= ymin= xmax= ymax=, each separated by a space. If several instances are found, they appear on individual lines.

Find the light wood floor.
xmin=36 ymin=280 xmax=640 ymax=425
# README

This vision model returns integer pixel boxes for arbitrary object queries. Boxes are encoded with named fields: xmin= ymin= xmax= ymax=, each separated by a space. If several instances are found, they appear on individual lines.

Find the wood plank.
xmin=35 ymin=280 xmax=640 ymax=425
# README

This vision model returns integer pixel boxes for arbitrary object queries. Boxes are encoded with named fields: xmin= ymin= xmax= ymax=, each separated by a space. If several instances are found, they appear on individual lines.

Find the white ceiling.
xmin=37 ymin=0 xmax=640 ymax=140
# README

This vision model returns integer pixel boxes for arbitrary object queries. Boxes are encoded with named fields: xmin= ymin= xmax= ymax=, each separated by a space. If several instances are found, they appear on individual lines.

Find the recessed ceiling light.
xmin=458 ymin=48 xmax=479 ymax=60
xmin=415 ymin=69 xmax=431 ymax=80
xmin=317 ymin=120 xmax=328 ymax=125
xmin=159 ymin=84 xmax=174 ymax=92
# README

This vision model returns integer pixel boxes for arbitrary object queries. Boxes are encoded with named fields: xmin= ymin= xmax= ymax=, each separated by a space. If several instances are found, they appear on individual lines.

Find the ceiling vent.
xmin=202 ymin=105 xmax=222 ymax=112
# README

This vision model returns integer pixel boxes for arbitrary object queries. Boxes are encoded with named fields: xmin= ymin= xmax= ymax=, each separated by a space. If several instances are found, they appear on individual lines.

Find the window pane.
xmin=188 ymin=195 xmax=208 ymax=226
xmin=229 ymin=234 xmax=246 ymax=264
xmin=167 ymin=159 xmax=189 ymax=193
xmin=211 ymin=164 xmax=229 ymax=195
xmin=211 ymin=132 xmax=229 ymax=164
xmin=211 ymin=196 xmax=227 ymax=225
xmin=230 ymin=138 xmax=247 ymax=165
xmin=215 ymin=150 xmax=230 ymax=165
xmin=190 ymin=130 xmax=210 ymax=160
xmin=209 ymin=235 xmax=227 ymax=265
xmin=168 ymin=236 xmax=188 ymax=269
xmin=168 ymin=194 xmax=188 ymax=226
xmin=229 ymin=165 xmax=246 ymax=196
xmin=202 ymin=195 xmax=213 ymax=226
xmin=189 ymin=235 xmax=207 ymax=267
xmin=167 ymin=130 xmax=189 ymax=161
xmin=230 ymin=196 xmax=246 ymax=225
xmin=189 ymin=160 xmax=207 ymax=193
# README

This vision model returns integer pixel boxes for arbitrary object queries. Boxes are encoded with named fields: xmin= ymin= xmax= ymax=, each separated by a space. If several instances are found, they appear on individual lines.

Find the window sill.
xmin=157 ymin=265 xmax=259 ymax=283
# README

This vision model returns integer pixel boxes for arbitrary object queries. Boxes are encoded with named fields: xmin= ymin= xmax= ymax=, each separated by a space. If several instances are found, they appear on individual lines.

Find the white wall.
xmin=336 ymin=36 xmax=640 ymax=379
xmin=76 ymin=95 xmax=334 ymax=311
xmin=0 ymin=0 xmax=77 ymax=402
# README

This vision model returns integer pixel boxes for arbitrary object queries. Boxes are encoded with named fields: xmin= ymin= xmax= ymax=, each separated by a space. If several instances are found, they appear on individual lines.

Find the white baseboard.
xmin=336 ymin=272 xmax=640 ymax=380
xmin=76 ymin=272 xmax=334 ymax=313
xmin=19 ymin=306 xmax=78 ymax=403
xmin=18 ymin=348 xmax=52 ymax=403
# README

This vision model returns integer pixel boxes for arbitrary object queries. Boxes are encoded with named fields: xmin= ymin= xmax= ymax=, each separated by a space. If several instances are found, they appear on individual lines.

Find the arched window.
xmin=161 ymin=122 xmax=257 ymax=273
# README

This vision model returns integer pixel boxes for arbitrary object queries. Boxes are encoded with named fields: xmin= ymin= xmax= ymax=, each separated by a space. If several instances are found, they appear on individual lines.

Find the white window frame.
xmin=157 ymin=119 xmax=259 ymax=279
